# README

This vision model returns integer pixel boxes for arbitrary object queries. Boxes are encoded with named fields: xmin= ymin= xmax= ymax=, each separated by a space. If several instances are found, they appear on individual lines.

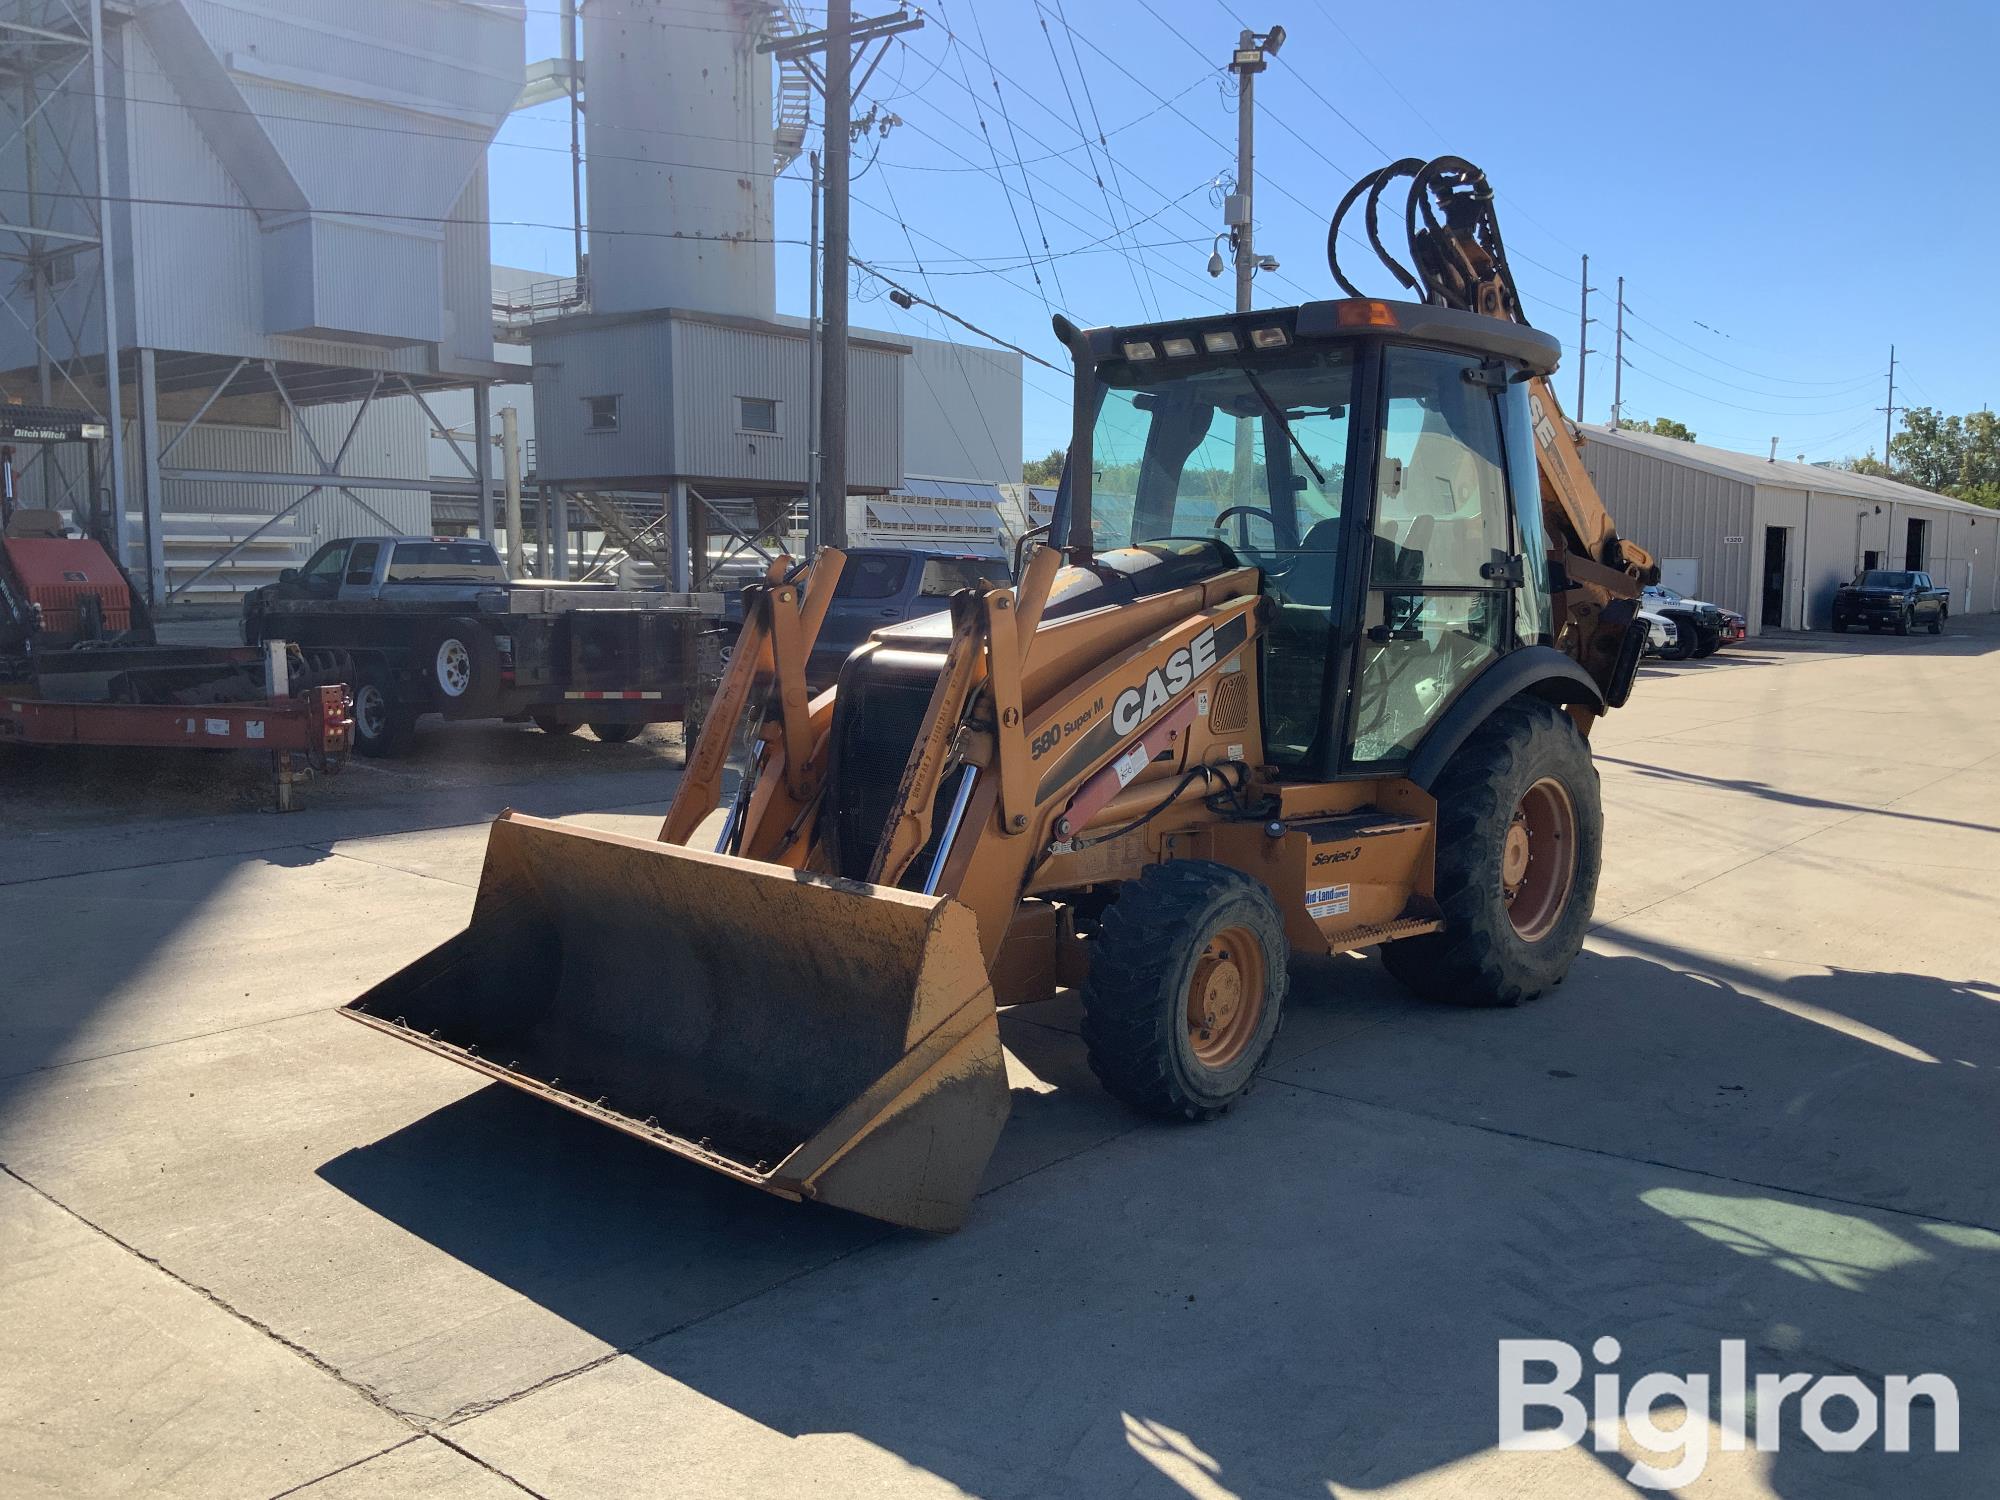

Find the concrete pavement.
xmin=3 ymin=622 xmax=1996 ymax=1497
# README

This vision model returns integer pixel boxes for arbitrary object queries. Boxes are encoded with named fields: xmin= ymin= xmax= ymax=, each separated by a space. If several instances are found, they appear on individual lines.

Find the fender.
xmin=1405 ymin=645 xmax=1604 ymax=791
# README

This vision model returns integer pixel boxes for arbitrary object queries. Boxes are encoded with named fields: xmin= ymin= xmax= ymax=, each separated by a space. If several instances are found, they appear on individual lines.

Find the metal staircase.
xmin=767 ymin=2 xmax=814 ymax=175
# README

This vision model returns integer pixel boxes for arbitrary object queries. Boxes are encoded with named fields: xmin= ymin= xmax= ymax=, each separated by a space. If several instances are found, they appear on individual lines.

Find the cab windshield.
xmin=1088 ymin=348 xmax=1354 ymax=563
xmin=1858 ymin=570 xmax=1916 ymax=589
xmin=1089 ymin=348 xmax=1356 ymax=768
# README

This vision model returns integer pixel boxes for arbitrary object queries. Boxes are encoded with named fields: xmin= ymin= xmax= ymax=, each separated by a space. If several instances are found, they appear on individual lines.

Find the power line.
xmin=869 ymin=59 xmax=1240 ymax=315
xmin=1034 ymin=0 xmax=1159 ymax=321
xmin=934 ymin=0 xmax=1052 ymax=312
xmin=1620 ymin=331 xmax=1882 ymax=401
xmin=1621 ymin=360 xmax=1883 ymax=418
xmin=1051 ymin=0 xmax=1167 ymax=321
xmin=1025 ymin=7 xmax=1321 ymax=302
xmin=962 ymin=0 xmax=1070 ymax=309
xmin=1619 ymin=303 xmax=1878 ymax=386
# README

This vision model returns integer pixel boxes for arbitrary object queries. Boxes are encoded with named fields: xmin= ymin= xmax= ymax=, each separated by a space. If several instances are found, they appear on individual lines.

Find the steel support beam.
xmin=136 ymin=346 xmax=166 ymax=603
xmin=159 ymin=469 xmax=447 ymax=492
xmin=88 ymin=0 xmax=128 ymax=572
xmin=669 ymin=479 xmax=692 ymax=591
xmin=472 ymin=383 xmax=494 ymax=541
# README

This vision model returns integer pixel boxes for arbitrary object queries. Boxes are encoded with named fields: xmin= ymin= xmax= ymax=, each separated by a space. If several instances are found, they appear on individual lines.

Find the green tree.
xmin=1843 ymin=408 xmax=2000 ymax=508
xmin=1021 ymin=447 xmax=1066 ymax=486
xmin=1618 ymin=416 xmax=1696 ymax=442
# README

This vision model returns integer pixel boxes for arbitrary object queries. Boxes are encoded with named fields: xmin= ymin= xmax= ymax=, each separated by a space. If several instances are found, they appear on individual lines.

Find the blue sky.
xmin=488 ymin=0 xmax=1999 ymax=468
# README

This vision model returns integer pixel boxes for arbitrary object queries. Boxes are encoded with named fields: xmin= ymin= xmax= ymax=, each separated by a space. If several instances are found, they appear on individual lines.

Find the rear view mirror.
xmin=279 ymin=567 xmax=299 ymax=583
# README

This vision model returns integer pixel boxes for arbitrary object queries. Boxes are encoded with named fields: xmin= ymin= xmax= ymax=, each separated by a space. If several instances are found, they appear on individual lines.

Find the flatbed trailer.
xmin=2 ymin=643 xmax=354 ymax=811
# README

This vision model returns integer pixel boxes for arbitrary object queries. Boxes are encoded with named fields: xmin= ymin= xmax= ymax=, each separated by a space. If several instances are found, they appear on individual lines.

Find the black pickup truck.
xmin=242 ymin=536 xmax=720 ymax=755
xmin=1830 ymin=569 xmax=1950 ymax=635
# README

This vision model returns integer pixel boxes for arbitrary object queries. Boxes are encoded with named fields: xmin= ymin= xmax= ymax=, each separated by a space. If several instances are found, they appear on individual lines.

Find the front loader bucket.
xmin=344 ymin=812 xmax=1010 ymax=1232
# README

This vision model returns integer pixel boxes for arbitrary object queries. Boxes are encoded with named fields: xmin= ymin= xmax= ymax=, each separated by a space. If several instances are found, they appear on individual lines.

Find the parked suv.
xmin=1831 ymin=570 xmax=1949 ymax=635
xmin=723 ymin=547 xmax=1012 ymax=688
xmin=1640 ymin=584 xmax=1725 ymax=659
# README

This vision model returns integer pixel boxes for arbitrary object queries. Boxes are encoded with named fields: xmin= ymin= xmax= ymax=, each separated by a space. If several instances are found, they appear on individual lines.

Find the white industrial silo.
xmin=582 ymin=0 xmax=777 ymax=319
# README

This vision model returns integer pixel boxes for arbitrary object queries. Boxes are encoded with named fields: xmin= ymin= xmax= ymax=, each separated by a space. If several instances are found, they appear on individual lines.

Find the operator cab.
xmin=1059 ymin=297 xmax=1561 ymax=780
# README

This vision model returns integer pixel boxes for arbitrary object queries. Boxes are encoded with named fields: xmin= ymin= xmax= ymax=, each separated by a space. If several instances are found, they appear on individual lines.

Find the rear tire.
xmin=1382 ymin=697 xmax=1602 ymax=1007
xmin=1079 ymin=861 xmax=1288 ymax=1120
xmin=1930 ymin=609 xmax=1944 ymax=635
xmin=589 ymin=721 xmax=643 ymax=744
xmin=531 ymin=715 xmax=578 ymax=736
xmin=418 ymin=619 xmax=500 ymax=711
xmin=350 ymin=665 xmax=416 ymax=759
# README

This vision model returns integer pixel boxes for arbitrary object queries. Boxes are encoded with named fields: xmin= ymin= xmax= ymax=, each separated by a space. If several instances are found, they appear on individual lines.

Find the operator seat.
xmin=1274 ymin=517 xmax=1345 ymax=607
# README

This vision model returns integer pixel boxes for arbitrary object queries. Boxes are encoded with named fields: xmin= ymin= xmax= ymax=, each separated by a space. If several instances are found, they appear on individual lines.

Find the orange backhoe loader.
xmin=346 ymin=158 xmax=1657 ymax=1231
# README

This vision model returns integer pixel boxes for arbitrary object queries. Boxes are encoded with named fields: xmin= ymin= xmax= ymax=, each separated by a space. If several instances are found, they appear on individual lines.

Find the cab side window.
xmin=302 ymin=543 xmax=348 ymax=584
xmin=344 ymin=542 xmax=380 ymax=586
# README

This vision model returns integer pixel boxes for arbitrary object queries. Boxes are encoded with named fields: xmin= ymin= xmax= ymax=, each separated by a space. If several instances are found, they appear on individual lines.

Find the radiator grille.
xmin=1208 ymin=672 xmax=1250 ymax=733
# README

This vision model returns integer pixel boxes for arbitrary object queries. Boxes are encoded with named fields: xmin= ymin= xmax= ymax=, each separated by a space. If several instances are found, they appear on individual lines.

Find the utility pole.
xmin=1224 ymin=25 xmax=1284 ymax=524
xmin=763 ymin=8 xmax=923 ymax=555
xmin=1610 ymin=275 xmax=1627 ymax=428
xmin=805 ymin=150 xmax=822 ymax=553
xmin=1576 ymin=253 xmax=1596 ymax=421
xmin=1222 ymin=25 xmax=1285 ymax=315
xmin=1878 ymin=344 xmax=1901 ymax=467
xmin=819 ymin=3 xmax=852 ymax=551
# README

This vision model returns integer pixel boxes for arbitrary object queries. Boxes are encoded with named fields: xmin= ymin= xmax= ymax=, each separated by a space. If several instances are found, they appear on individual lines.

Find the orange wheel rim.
xmin=1186 ymin=924 xmax=1266 ymax=1068
xmin=1504 ymin=777 xmax=1578 ymax=941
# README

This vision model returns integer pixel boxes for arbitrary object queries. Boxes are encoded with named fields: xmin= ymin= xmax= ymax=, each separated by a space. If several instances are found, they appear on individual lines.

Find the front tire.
xmin=1895 ymin=607 xmax=1913 ymax=636
xmin=1079 ymin=861 xmax=1288 ymax=1120
xmin=1382 ymin=697 xmax=1602 ymax=1007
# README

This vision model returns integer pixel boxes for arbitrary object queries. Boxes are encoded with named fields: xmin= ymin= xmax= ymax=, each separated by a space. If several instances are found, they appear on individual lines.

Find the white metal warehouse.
xmin=1577 ymin=425 xmax=1999 ymax=635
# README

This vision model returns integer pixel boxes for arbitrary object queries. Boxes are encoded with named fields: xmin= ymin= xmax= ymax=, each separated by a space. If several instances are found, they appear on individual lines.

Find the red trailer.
xmin=2 ymin=407 xmax=353 ymax=808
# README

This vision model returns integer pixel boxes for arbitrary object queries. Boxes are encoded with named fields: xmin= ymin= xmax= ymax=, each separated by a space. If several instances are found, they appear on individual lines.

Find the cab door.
xmin=1342 ymin=347 xmax=1519 ymax=769
xmin=337 ymin=540 xmax=383 ymax=601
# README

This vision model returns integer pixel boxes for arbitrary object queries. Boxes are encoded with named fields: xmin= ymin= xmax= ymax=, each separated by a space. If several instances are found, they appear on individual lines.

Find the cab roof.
xmin=1089 ymin=297 xmax=1561 ymax=379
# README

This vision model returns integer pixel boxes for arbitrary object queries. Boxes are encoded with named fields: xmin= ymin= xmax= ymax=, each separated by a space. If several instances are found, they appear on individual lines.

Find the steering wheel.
xmin=1211 ymin=505 xmax=1281 ymax=573
xmin=1212 ymin=505 xmax=1276 ymax=535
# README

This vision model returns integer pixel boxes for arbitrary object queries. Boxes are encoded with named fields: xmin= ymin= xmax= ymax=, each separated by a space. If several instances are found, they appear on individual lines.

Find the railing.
xmin=492 ymin=275 xmax=587 ymax=337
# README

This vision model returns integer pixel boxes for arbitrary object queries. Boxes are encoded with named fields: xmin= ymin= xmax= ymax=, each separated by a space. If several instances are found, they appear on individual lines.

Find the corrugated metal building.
xmin=1579 ymin=425 xmax=1999 ymax=633
xmin=0 ymin=0 xmax=523 ymax=602
xmin=530 ymin=308 xmax=905 ymax=491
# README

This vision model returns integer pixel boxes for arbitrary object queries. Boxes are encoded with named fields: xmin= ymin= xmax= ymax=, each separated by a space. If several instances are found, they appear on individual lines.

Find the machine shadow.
xmin=316 ymin=946 xmax=2000 ymax=1497
xmin=0 ymin=747 xmax=692 ymax=1136
xmin=1595 ymin=754 xmax=2000 ymax=835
